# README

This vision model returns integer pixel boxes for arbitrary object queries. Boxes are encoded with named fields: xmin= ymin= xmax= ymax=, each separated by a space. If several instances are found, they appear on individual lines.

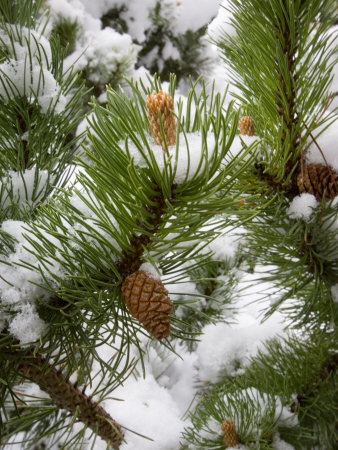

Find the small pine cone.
xmin=146 ymin=90 xmax=177 ymax=150
xmin=121 ymin=270 xmax=173 ymax=339
xmin=221 ymin=419 xmax=239 ymax=448
xmin=239 ymin=116 xmax=255 ymax=136
xmin=297 ymin=163 xmax=338 ymax=201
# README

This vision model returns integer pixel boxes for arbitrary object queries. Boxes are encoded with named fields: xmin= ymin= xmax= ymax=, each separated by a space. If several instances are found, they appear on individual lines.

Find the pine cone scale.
xmin=239 ymin=116 xmax=255 ymax=136
xmin=146 ymin=90 xmax=177 ymax=150
xmin=222 ymin=419 xmax=239 ymax=447
xmin=297 ymin=163 xmax=338 ymax=200
xmin=121 ymin=270 xmax=173 ymax=339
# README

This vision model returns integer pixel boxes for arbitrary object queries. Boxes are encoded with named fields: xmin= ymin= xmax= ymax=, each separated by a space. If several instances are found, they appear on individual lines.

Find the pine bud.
xmin=121 ymin=270 xmax=173 ymax=339
xmin=221 ymin=419 xmax=239 ymax=447
xmin=239 ymin=116 xmax=255 ymax=136
xmin=146 ymin=90 xmax=177 ymax=150
xmin=297 ymin=163 xmax=338 ymax=200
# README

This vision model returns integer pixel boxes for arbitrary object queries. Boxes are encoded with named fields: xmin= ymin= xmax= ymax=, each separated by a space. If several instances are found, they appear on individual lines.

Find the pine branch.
xmin=117 ymin=184 xmax=175 ymax=278
xmin=274 ymin=6 xmax=300 ymax=182
xmin=216 ymin=0 xmax=337 ymax=188
xmin=292 ymin=351 xmax=338 ymax=411
xmin=1 ymin=74 xmax=256 ymax=446
xmin=15 ymin=352 xmax=124 ymax=448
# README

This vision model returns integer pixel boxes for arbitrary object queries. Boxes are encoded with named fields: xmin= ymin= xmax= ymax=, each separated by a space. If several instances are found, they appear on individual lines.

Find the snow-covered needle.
xmin=146 ymin=90 xmax=177 ymax=150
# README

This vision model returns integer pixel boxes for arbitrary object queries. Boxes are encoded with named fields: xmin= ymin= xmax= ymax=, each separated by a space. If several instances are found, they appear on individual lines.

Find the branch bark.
xmin=17 ymin=353 xmax=124 ymax=449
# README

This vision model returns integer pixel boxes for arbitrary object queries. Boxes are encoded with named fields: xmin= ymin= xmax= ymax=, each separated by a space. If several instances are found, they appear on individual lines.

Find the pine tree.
xmin=0 ymin=1 xmax=254 ymax=448
xmin=1 ymin=0 xmax=337 ymax=449
xmin=182 ymin=1 xmax=338 ymax=448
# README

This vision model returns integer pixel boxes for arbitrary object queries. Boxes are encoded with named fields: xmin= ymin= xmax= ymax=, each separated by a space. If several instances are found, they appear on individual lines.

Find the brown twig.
xmin=16 ymin=353 xmax=124 ymax=449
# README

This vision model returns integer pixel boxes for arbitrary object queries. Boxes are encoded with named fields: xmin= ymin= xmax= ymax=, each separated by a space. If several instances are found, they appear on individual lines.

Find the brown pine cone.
xmin=221 ymin=419 xmax=239 ymax=447
xmin=238 ymin=116 xmax=255 ymax=136
xmin=146 ymin=90 xmax=177 ymax=150
xmin=297 ymin=163 xmax=338 ymax=201
xmin=121 ymin=270 xmax=173 ymax=339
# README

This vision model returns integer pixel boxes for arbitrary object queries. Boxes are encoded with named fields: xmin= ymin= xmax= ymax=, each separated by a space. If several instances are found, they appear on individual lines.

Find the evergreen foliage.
xmin=0 ymin=9 xmax=254 ymax=441
xmin=181 ymin=1 xmax=338 ymax=449
xmin=182 ymin=333 xmax=337 ymax=449
xmin=0 ymin=0 xmax=337 ymax=449
xmin=212 ymin=0 xmax=338 ymax=328
xmin=136 ymin=3 xmax=210 ymax=83
xmin=0 ymin=0 xmax=84 ymax=222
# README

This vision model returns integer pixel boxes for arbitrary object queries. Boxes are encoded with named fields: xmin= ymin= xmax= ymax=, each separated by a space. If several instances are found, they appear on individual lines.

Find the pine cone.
xmin=221 ymin=419 xmax=239 ymax=448
xmin=146 ymin=90 xmax=177 ymax=150
xmin=121 ymin=270 xmax=173 ymax=339
xmin=297 ymin=163 xmax=338 ymax=200
xmin=239 ymin=116 xmax=255 ymax=136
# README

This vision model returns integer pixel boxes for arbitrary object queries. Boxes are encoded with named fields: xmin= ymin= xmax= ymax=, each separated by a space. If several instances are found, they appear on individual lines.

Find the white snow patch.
xmin=206 ymin=228 xmax=245 ymax=264
xmin=305 ymin=117 xmax=338 ymax=171
xmin=0 ymin=169 xmax=50 ymax=209
xmin=127 ymin=131 xmax=216 ymax=184
xmin=1 ymin=220 xmax=26 ymax=242
xmin=78 ymin=0 xmax=157 ymax=43
xmin=174 ymin=0 xmax=219 ymax=35
xmin=65 ymin=27 xmax=137 ymax=85
xmin=227 ymin=134 xmax=260 ymax=162
xmin=0 ymin=220 xmax=66 ymax=343
xmin=287 ymin=193 xmax=318 ymax=221
xmin=0 ymin=26 xmax=67 ymax=113
xmin=199 ymin=417 xmax=223 ymax=440
xmin=208 ymin=0 xmax=236 ymax=41
xmin=47 ymin=0 xmax=101 ymax=35
xmin=272 ymin=432 xmax=295 ymax=450
xmin=196 ymin=265 xmax=287 ymax=383
xmin=8 ymin=303 xmax=47 ymax=344
xmin=165 ymin=273 xmax=201 ymax=317
xmin=196 ymin=314 xmax=283 ymax=383
xmin=331 ymin=283 xmax=338 ymax=303
xmin=108 ymin=374 xmax=185 ymax=450
xmin=139 ymin=262 xmax=161 ymax=280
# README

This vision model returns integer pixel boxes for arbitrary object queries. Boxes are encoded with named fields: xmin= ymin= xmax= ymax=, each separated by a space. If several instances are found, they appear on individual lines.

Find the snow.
xmin=0 ymin=26 xmax=67 ymax=113
xmin=139 ymin=262 xmax=162 ymax=280
xmin=126 ymin=131 xmax=216 ymax=184
xmin=163 ymin=271 xmax=201 ymax=313
xmin=324 ymin=25 xmax=338 ymax=109
xmin=8 ymin=303 xmax=47 ymax=343
xmin=173 ymin=0 xmax=220 ymax=35
xmin=78 ymin=0 xmax=157 ymax=43
xmin=272 ymin=432 xmax=295 ymax=450
xmin=112 ymin=375 xmax=185 ymax=450
xmin=196 ymin=308 xmax=285 ymax=383
xmin=0 ymin=220 xmax=63 ymax=343
xmin=207 ymin=232 xmax=241 ymax=263
xmin=0 ymin=222 xmax=48 ymax=306
xmin=287 ymin=193 xmax=318 ymax=221
xmin=1 ymin=0 xmax=337 ymax=448
xmin=208 ymin=0 xmax=236 ymax=41
xmin=305 ymin=116 xmax=338 ymax=171
xmin=47 ymin=0 xmax=101 ymax=34
xmin=331 ymin=283 xmax=338 ymax=302
xmin=0 ymin=169 xmax=50 ymax=210
xmin=65 ymin=27 xmax=137 ymax=84
xmin=78 ymin=0 xmax=219 ymax=42
xmin=0 ymin=220 xmax=47 ymax=344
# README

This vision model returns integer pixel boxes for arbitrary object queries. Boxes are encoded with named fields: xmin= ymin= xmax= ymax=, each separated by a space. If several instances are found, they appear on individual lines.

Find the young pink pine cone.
xmin=146 ymin=90 xmax=177 ymax=150
xmin=238 ymin=116 xmax=255 ymax=136
xmin=221 ymin=419 xmax=239 ymax=447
